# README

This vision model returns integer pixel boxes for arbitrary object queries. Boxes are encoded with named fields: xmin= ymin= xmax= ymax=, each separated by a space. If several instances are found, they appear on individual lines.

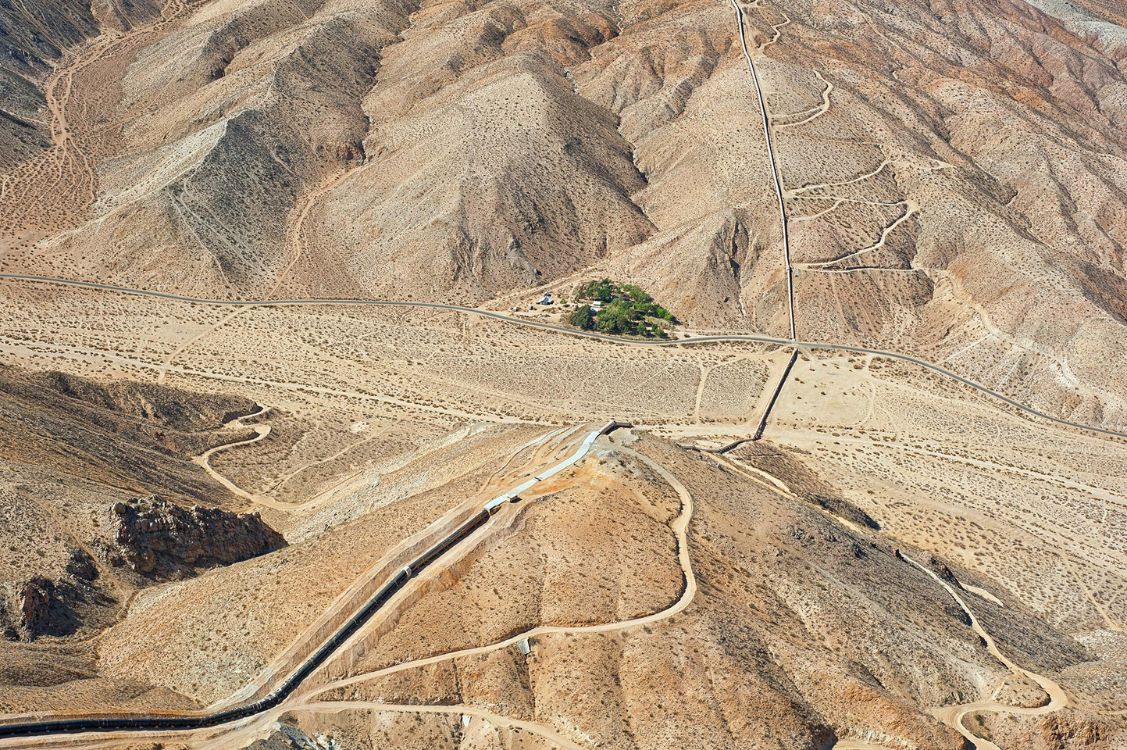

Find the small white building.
xmin=538 ymin=292 xmax=554 ymax=305
xmin=517 ymin=637 xmax=533 ymax=657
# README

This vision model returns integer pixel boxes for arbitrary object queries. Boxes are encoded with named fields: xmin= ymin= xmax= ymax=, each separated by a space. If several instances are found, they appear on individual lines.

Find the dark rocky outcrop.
xmin=65 ymin=549 xmax=98 ymax=582
xmin=109 ymin=496 xmax=286 ymax=578
xmin=1 ymin=496 xmax=284 ymax=640
xmin=15 ymin=577 xmax=54 ymax=638
xmin=5 ymin=567 xmax=108 ymax=641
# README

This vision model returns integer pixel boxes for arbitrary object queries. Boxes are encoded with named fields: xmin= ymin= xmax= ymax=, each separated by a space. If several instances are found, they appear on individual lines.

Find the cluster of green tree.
xmin=566 ymin=279 xmax=676 ymax=338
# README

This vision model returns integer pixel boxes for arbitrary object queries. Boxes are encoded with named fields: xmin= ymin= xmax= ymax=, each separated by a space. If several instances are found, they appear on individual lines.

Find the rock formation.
xmin=5 ymin=551 xmax=105 ymax=641
xmin=14 ymin=577 xmax=54 ymax=639
xmin=109 ymin=496 xmax=286 ymax=578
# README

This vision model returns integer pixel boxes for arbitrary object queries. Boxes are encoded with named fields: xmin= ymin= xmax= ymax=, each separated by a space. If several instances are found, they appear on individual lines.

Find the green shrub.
xmin=569 ymin=279 xmax=676 ymax=337
xmin=576 ymin=278 xmax=616 ymax=302
xmin=595 ymin=300 xmax=634 ymax=334
xmin=568 ymin=305 xmax=595 ymax=330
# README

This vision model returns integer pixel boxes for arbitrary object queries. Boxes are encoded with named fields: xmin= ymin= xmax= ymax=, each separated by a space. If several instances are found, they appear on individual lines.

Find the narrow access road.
xmin=776 ymin=70 xmax=833 ymax=129
xmin=294 ymin=701 xmax=586 ymax=750
xmin=1 ymin=273 xmax=1125 ymax=440
xmin=0 ymin=423 xmax=623 ymax=743
xmin=303 ymin=441 xmax=696 ymax=705
xmin=902 ymin=554 xmax=1069 ymax=750
xmin=192 ymin=406 xmax=273 ymax=506
xmin=730 ymin=0 xmax=796 ymax=342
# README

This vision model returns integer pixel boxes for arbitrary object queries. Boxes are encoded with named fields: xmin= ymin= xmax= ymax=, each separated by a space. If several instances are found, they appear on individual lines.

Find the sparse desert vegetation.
xmin=0 ymin=0 xmax=1124 ymax=747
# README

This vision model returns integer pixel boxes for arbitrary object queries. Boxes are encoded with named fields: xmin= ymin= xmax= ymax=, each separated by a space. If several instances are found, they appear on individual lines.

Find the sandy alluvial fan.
xmin=0 ymin=0 xmax=1125 ymax=748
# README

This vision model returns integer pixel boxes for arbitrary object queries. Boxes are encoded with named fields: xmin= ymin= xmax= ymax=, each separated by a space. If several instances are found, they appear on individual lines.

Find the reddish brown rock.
xmin=110 ymin=496 xmax=286 ymax=578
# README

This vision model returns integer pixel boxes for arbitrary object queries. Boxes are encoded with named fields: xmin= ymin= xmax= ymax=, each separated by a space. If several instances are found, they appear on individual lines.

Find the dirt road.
xmin=903 ymin=553 xmax=1069 ymax=750
xmin=3 ymin=274 xmax=1121 ymax=440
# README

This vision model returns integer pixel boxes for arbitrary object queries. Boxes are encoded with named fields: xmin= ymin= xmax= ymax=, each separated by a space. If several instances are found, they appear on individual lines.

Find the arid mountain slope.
xmin=0 ymin=364 xmax=255 ymax=503
xmin=0 ymin=364 xmax=282 ymax=697
xmin=0 ymin=0 xmax=1124 ymax=431
xmin=0 ymin=0 xmax=1124 ymax=747
xmin=354 ymin=438 xmax=1097 ymax=749
xmin=0 ymin=0 xmax=162 ymax=170
xmin=0 ymin=282 xmax=1122 ymax=748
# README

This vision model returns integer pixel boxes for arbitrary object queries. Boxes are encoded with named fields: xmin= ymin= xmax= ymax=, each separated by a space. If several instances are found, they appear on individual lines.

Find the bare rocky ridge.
xmin=2 ymin=548 xmax=109 ymax=642
xmin=13 ymin=577 xmax=55 ymax=638
xmin=0 ymin=364 xmax=257 ymax=502
xmin=108 ymin=495 xmax=285 ymax=578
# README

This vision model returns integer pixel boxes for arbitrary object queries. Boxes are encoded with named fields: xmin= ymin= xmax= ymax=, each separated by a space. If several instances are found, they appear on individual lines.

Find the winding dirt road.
xmin=0 ymin=1 xmax=1118 ymax=742
xmin=302 ymin=441 xmax=696 ymax=705
xmin=168 ymin=435 xmax=697 ymax=750
xmin=0 ymin=424 xmax=635 ymax=747
xmin=903 ymin=554 xmax=1069 ymax=750
xmin=192 ymin=405 xmax=273 ymax=505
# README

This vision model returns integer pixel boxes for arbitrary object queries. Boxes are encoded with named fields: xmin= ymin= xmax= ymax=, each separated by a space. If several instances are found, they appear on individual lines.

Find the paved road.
xmin=2 ymin=273 xmax=1122 ymax=440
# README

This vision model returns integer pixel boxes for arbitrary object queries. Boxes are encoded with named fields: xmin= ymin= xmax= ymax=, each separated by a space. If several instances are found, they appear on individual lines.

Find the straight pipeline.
xmin=715 ymin=347 xmax=799 ymax=453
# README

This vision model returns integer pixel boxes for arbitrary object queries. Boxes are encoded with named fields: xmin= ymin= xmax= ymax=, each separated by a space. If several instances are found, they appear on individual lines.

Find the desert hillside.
xmin=0 ymin=0 xmax=1124 ymax=748
xmin=0 ymin=0 xmax=1124 ymax=429
xmin=0 ymin=280 xmax=1122 ymax=749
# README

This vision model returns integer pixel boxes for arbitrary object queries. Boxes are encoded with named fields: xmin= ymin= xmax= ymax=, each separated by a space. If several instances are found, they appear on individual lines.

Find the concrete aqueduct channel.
xmin=0 ymin=421 xmax=629 ymax=742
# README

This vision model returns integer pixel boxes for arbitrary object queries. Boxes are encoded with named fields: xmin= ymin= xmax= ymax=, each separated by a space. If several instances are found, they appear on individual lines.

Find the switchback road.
xmin=903 ymin=553 xmax=1070 ymax=750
